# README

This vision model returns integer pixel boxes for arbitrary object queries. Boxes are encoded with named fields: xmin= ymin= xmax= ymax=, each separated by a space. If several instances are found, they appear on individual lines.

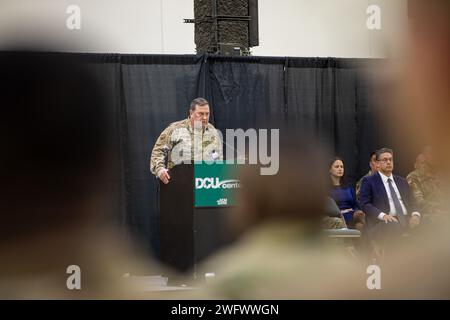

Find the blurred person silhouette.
xmin=393 ymin=0 xmax=450 ymax=228
xmin=373 ymin=0 xmax=450 ymax=297
xmin=413 ymin=153 xmax=426 ymax=171
xmin=318 ymin=0 xmax=450 ymax=299
xmin=406 ymin=146 xmax=445 ymax=224
xmin=0 ymin=50 xmax=163 ymax=299
xmin=189 ymin=137 xmax=366 ymax=299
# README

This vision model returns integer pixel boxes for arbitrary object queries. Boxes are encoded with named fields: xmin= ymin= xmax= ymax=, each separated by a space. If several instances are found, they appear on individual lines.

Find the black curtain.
xmin=4 ymin=52 xmax=398 ymax=259
xmin=285 ymin=58 xmax=386 ymax=183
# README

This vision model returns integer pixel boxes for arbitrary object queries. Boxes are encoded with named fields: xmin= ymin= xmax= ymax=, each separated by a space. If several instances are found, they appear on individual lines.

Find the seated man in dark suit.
xmin=359 ymin=148 xmax=421 ymax=242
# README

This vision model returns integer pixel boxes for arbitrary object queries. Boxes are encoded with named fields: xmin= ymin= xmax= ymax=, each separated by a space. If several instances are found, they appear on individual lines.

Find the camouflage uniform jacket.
xmin=407 ymin=167 xmax=444 ymax=216
xmin=150 ymin=118 xmax=223 ymax=176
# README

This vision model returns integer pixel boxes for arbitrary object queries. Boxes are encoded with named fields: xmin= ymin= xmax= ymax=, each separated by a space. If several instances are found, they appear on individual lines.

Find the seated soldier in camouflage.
xmin=407 ymin=146 xmax=445 ymax=223
xmin=150 ymin=97 xmax=223 ymax=184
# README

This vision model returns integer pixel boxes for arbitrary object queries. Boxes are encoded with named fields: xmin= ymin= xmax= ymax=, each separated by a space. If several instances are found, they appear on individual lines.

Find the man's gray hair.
xmin=190 ymin=97 xmax=209 ymax=111
xmin=376 ymin=148 xmax=394 ymax=160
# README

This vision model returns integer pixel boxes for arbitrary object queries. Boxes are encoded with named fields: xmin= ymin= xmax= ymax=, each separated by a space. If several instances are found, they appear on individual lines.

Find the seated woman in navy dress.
xmin=328 ymin=157 xmax=365 ymax=231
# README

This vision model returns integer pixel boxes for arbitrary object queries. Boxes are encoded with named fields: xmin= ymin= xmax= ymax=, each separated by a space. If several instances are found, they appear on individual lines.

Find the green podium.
xmin=159 ymin=162 xmax=240 ymax=273
xmin=194 ymin=162 xmax=240 ymax=207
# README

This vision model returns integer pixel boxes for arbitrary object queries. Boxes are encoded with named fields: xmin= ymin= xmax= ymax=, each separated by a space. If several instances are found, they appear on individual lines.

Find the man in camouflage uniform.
xmin=356 ymin=151 xmax=379 ymax=199
xmin=407 ymin=146 xmax=444 ymax=223
xmin=413 ymin=153 xmax=426 ymax=171
xmin=150 ymin=97 xmax=223 ymax=184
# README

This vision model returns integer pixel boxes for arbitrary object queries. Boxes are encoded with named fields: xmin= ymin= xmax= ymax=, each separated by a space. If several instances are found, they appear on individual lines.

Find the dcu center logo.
xmin=195 ymin=178 xmax=241 ymax=189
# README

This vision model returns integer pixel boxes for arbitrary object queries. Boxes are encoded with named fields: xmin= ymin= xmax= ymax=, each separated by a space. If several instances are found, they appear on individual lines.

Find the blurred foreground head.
xmin=330 ymin=1 xmax=450 ymax=299
xmin=0 ymin=50 xmax=125 ymax=298
xmin=0 ymin=50 xmax=162 ymax=298
xmin=231 ymin=135 xmax=328 ymax=234
xmin=0 ymin=51 xmax=110 ymax=240
xmin=194 ymin=136 xmax=363 ymax=300
xmin=399 ymin=0 xmax=450 ymax=168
